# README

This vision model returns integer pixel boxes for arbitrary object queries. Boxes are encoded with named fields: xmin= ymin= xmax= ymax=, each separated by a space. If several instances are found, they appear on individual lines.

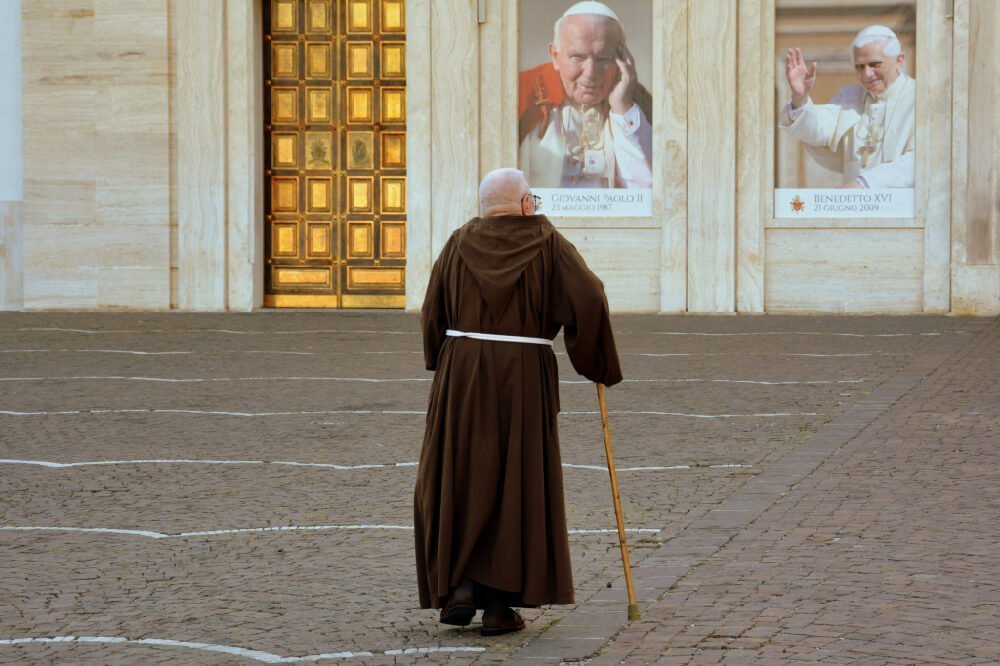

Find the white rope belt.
xmin=446 ymin=329 xmax=553 ymax=346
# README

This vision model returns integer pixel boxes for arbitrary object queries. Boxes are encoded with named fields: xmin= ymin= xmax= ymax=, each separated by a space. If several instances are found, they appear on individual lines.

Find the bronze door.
xmin=264 ymin=0 xmax=406 ymax=308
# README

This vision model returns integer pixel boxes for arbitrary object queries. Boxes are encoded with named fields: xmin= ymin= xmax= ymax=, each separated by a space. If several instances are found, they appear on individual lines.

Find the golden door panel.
xmin=271 ymin=42 xmax=298 ymax=79
xmin=305 ymin=42 xmax=333 ymax=79
xmin=346 ymin=87 xmax=373 ymax=124
xmin=307 ymin=177 xmax=333 ymax=213
xmin=307 ymin=222 xmax=333 ymax=258
xmin=348 ymin=177 xmax=373 ymax=212
xmin=347 ymin=0 xmax=373 ymax=33
xmin=380 ymin=177 xmax=405 ymax=214
xmin=271 ymin=88 xmax=299 ymax=124
xmin=347 ymin=42 xmax=374 ymax=79
xmin=381 ymin=132 xmax=405 ymax=168
xmin=380 ymin=88 xmax=405 ymax=123
xmin=381 ymin=42 xmax=405 ymax=78
xmin=381 ymin=222 xmax=405 ymax=258
xmin=381 ymin=0 xmax=404 ymax=32
xmin=272 ymin=133 xmax=299 ymax=169
xmin=305 ymin=131 xmax=334 ymax=169
xmin=348 ymin=267 xmax=404 ymax=289
xmin=265 ymin=0 xmax=406 ymax=309
xmin=306 ymin=87 xmax=334 ymax=124
xmin=348 ymin=221 xmax=374 ymax=258
xmin=271 ymin=177 xmax=298 ymax=212
xmin=273 ymin=267 xmax=333 ymax=288
xmin=346 ymin=131 xmax=374 ymax=169
xmin=306 ymin=0 xmax=332 ymax=33
xmin=272 ymin=0 xmax=298 ymax=32
xmin=272 ymin=222 xmax=299 ymax=257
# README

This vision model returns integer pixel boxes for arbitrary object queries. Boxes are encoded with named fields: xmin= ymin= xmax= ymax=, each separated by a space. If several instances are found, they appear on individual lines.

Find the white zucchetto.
xmin=854 ymin=25 xmax=898 ymax=41
xmin=561 ymin=1 xmax=621 ymax=23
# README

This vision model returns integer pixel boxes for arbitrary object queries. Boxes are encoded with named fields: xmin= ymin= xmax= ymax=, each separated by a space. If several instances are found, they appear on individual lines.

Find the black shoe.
xmin=480 ymin=607 xmax=524 ymax=636
xmin=439 ymin=601 xmax=476 ymax=626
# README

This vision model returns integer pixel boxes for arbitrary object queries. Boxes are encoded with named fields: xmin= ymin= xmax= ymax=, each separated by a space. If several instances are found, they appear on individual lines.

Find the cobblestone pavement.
xmin=0 ymin=312 xmax=994 ymax=664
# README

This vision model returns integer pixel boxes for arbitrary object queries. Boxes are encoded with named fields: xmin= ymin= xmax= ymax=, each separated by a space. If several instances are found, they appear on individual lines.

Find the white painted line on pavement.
xmin=11 ymin=328 xmax=137 ymax=334
xmin=176 ymin=525 xmax=415 ymax=537
xmin=563 ymin=463 xmax=752 ymax=472
xmin=0 ymin=408 xmax=817 ymax=418
xmin=0 ymin=375 xmax=864 ymax=385
xmin=383 ymin=647 xmax=486 ymax=655
xmin=1 ymin=459 xmax=749 ymax=473
xmin=0 ymin=459 xmax=419 ymax=471
xmin=0 ymin=409 xmax=427 ymax=417
xmin=0 ymin=526 xmax=170 ymax=539
xmin=563 ymin=410 xmax=819 ymax=418
xmin=12 ymin=327 xmax=421 ymax=336
xmin=199 ymin=329 xmax=421 ymax=336
xmin=772 ymin=352 xmax=908 ymax=357
xmin=0 ymin=349 xmax=197 ymax=355
xmin=0 ymin=636 xmax=488 ymax=662
xmin=569 ymin=528 xmax=661 ymax=534
xmin=0 ymin=525 xmax=660 ymax=539
xmin=0 ymin=349 xmax=424 ymax=356
xmin=562 ymin=378 xmax=867 ymax=385
xmin=0 ymin=376 xmax=432 ymax=383
xmin=619 ymin=463 xmax=753 ymax=472
xmin=646 ymin=331 xmax=943 ymax=337
xmin=637 ymin=352 xmax=908 ymax=357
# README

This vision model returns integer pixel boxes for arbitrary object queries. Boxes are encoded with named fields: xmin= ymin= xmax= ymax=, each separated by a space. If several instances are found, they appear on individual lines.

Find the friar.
xmin=414 ymin=167 xmax=623 ymax=636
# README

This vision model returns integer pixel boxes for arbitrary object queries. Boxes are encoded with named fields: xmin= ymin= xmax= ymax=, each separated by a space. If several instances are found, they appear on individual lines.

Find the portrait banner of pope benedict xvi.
xmin=774 ymin=3 xmax=917 ymax=218
xmin=518 ymin=0 xmax=653 ymax=217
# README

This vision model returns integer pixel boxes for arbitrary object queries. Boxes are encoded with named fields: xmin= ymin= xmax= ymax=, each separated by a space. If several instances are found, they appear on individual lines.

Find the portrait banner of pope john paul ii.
xmin=518 ymin=0 xmax=653 ymax=217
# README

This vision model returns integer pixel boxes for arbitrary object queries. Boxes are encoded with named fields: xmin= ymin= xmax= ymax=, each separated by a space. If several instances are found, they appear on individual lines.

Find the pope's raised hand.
xmin=609 ymin=43 xmax=637 ymax=116
xmin=785 ymin=47 xmax=817 ymax=109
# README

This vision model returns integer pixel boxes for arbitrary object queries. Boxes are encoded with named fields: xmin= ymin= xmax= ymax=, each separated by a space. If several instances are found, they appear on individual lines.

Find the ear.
xmin=549 ymin=43 xmax=560 ymax=69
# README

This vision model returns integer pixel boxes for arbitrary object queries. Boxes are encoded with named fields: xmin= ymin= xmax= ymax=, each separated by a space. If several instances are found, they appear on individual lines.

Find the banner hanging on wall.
xmin=773 ymin=3 xmax=917 ymax=219
xmin=517 ymin=0 xmax=653 ymax=217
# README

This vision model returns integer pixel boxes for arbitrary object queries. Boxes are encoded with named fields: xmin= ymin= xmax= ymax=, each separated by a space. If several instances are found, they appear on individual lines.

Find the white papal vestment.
xmin=779 ymin=73 xmax=916 ymax=188
xmin=520 ymin=103 xmax=653 ymax=189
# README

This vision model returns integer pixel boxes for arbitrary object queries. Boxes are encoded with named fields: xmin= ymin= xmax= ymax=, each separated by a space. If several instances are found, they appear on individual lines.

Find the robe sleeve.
xmin=421 ymin=239 xmax=452 ymax=371
xmin=779 ymin=86 xmax=862 ymax=153
xmin=860 ymin=148 xmax=915 ymax=188
xmin=780 ymin=98 xmax=848 ymax=150
xmin=550 ymin=235 xmax=623 ymax=387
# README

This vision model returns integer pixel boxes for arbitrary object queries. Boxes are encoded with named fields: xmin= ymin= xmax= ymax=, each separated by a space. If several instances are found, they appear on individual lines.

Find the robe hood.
xmin=455 ymin=215 xmax=555 ymax=322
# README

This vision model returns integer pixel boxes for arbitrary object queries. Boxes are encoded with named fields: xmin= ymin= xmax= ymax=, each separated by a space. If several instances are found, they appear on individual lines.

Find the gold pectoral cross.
xmin=858 ymin=141 xmax=879 ymax=169
xmin=856 ymin=100 xmax=885 ymax=169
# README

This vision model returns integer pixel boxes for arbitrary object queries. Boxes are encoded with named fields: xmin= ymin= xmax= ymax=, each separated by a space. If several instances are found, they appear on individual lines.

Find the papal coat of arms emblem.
xmin=790 ymin=195 xmax=805 ymax=213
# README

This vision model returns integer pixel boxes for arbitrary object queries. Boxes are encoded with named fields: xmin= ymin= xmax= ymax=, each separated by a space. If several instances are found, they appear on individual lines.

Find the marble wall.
xmin=951 ymin=0 xmax=1000 ymax=314
xmin=18 ymin=1 xmax=261 ymax=311
xmin=21 ymin=1 xmax=171 ymax=309
xmin=0 ymin=0 xmax=24 ymax=310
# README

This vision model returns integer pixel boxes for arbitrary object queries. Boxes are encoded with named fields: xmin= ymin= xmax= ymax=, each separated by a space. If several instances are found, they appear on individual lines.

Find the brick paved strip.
xmin=512 ymin=318 xmax=992 ymax=663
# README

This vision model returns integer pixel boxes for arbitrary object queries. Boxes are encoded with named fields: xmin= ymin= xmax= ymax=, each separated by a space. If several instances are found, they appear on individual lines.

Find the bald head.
xmin=479 ymin=168 xmax=531 ymax=217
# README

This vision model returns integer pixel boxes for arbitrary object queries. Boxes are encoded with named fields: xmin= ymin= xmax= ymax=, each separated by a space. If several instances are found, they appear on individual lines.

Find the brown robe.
xmin=414 ymin=214 xmax=622 ymax=610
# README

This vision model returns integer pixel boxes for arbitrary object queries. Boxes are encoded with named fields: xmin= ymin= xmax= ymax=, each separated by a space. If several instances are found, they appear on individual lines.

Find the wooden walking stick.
xmin=596 ymin=383 xmax=641 ymax=621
